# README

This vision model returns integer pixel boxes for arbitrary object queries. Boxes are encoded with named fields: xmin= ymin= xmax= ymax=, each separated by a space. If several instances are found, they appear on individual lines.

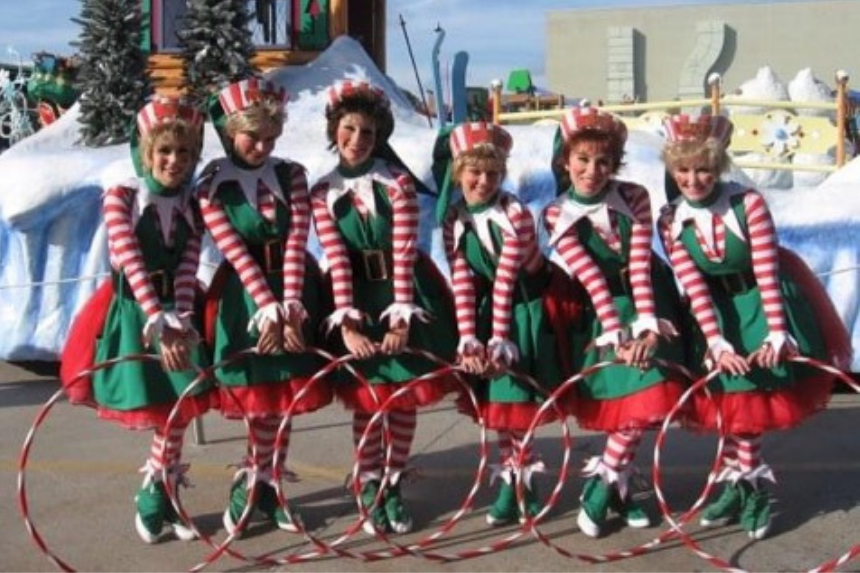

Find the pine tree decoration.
xmin=178 ymin=0 xmax=259 ymax=108
xmin=72 ymin=0 xmax=150 ymax=147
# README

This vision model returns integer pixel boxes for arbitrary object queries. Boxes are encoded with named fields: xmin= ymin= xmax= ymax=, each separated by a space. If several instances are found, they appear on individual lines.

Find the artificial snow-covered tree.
xmin=72 ymin=0 xmax=150 ymax=147
xmin=178 ymin=0 xmax=259 ymax=108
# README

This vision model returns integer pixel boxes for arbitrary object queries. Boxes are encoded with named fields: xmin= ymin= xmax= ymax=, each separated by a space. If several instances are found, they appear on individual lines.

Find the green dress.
xmin=676 ymin=188 xmax=831 ymax=433
xmin=558 ymin=191 xmax=687 ymax=432
xmin=454 ymin=204 xmax=562 ymax=431
xmin=93 ymin=193 xmax=214 ymax=430
xmin=321 ymin=164 xmax=458 ymax=412
xmin=206 ymin=161 xmax=332 ymax=418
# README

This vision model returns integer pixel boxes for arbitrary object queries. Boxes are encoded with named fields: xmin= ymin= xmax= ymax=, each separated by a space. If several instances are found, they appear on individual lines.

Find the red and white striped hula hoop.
xmin=651 ymin=368 xmax=733 ymax=571
xmin=520 ymin=358 xmax=706 ymax=565
xmin=270 ymin=346 xmax=491 ymax=563
xmin=159 ymin=347 xmax=283 ymax=572
xmin=654 ymin=355 xmax=860 ymax=573
xmin=171 ymin=346 xmax=353 ymax=571
xmin=18 ymin=353 xmax=165 ymax=573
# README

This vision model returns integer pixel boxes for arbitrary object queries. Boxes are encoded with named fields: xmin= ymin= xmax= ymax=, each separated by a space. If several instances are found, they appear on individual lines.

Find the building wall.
xmin=546 ymin=0 xmax=859 ymax=103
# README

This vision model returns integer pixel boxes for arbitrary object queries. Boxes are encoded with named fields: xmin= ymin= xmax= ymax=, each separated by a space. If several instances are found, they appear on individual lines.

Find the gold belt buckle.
xmin=149 ymin=269 xmax=169 ymax=298
xmin=263 ymin=239 xmax=282 ymax=274
xmin=362 ymin=249 xmax=389 ymax=281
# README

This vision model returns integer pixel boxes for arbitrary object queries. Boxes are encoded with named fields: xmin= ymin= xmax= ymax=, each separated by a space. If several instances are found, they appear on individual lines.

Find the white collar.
xmin=132 ymin=178 xmax=196 ymax=244
xmin=206 ymin=157 xmax=285 ymax=209
xmin=547 ymin=182 xmax=635 ymax=246
xmin=670 ymin=183 xmax=746 ymax=248
xmin=451 ymin=193 xmax=517 ymax=256
xmin=323 ymin=159 xmax=399 ymax=219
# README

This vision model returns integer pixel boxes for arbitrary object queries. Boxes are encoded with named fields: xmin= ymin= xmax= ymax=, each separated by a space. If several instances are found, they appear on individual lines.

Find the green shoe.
xmin=384 ymin=483 xmax=413 ymax=534
xmin=134 ymin=479 xmax=166 ymax=544
xmin=486 ymin=479 xmax=518 ymax=526
xmin=223 ymin=470 xmax=252 ymax=537
xmin=610 ymin=491 xmax=651 ymax=529
xmin=700 ymin=483 xmax=744 ymax=528
xmin=521 ymin=482 xmax=541 ymax=523
xmin=577 ymin=477 xmax=612 ymax=538
xmin=741 ymin=486 xmax=772 ymax=540
xmin=359 ymin=480 xmax=389 ymax=535
xmin=162 ymin=487 xmax=198 ymax=541
xmin=258 ymin=482 xmax=302 ymax=533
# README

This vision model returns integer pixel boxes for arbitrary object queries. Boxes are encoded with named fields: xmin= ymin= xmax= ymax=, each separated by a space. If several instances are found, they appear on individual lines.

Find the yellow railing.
xmin=491 ymin=72 xmax=852 ymax=173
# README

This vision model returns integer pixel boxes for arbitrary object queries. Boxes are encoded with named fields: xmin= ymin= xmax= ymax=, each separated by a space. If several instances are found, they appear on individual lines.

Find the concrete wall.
xmin=546 ymin=0 xmax=859 ymax=103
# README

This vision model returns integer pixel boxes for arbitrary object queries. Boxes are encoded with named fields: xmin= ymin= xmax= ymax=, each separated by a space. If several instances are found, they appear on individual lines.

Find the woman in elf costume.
xmin=658 ymin=113 xmax=850 ymax=540
xmin=440 ymin=121 xmax=563 ymax=527
xmin=310 ymin=80 xmax=457 ymax=535
xmin=60 ymin=96 xmax=216 ymax=543
xmin=542 ymin=105 xmax=687 ymax=538
xmin=197 ymin=77 xmax=332 ymax=535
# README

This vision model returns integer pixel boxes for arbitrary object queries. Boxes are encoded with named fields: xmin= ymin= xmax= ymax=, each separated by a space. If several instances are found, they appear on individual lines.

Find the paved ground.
xmin=3 ymin=359 xmax=860 ymax=572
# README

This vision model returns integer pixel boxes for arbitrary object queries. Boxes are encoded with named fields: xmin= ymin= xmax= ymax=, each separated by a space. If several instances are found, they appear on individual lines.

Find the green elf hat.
xmin=208 ymin=76 xmax=289 ymax=156
xmin=551 ymin=104 xmax=628 ymax=195
xmin=433 ymin=121 xmax=513 ymax=223
xmin=130 ymin=95 xmax=205 ymax=178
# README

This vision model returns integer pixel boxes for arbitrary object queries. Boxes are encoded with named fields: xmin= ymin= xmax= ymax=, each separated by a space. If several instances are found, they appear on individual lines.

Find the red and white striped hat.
xmin=449 ymin=122 xmax=513 ymax=158
xmin=136 ymin=96 xmax=203 ymax=136
xmin=218 ymin=77 xmax=288 ymax=116
xmin=663 ymin=113 xmax=733 ymax=146
xmin=326 ymin=80 xmax=389 ymax=109
xmin=559 ymin=105 xmax=627 ymax=144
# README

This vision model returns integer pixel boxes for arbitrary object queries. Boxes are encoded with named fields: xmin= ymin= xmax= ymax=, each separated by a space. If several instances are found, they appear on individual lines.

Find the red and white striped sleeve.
xmin=506 ymin=196 xmax=543 ymax=274
xmin=172 ymin=218 xmax=201 ymax=316
xmin=544 ymin=202 xmax=623 ymax=336
xmin=103 ymin=185 xmax=161 ymax=317
xmin=743 ymin=190 xmax=787 ymax=336
xmin=442 ymin=209 xmax=477 ymax=345
xmin=281 ymin=163 xmax=311 ymax=310
xmin=309 ymin=180 xmax=355 ymax=314
xmin=490 ymin=211 xmax=523 ymax=343
xmin=623 ymin=184 xmax=657 ymax=327
xmin=196 ymin=181 xmax=277 ymax=311
xmin=658 ymin=207 xmax=727 ymax=353
xmin=386 ymin=170 xmax=418 ymax=306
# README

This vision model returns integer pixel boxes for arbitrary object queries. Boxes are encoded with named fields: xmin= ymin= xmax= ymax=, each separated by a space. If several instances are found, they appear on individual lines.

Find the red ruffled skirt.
xmin=573 ymin=379 xmax=688 ymax=432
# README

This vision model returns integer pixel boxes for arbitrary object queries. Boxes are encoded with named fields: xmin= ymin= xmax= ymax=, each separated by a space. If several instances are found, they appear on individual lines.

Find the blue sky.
xmin=1 ymin=0 xmax=801 ymax=89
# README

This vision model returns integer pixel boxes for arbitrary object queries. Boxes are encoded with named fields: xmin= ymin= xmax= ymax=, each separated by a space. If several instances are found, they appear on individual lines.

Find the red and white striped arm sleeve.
xmin=442 ymin=210 xmax=479 ymax=354
xmin=309 ymin=181 xmax=359 ymax=328
xmin=544 ymin=202 xmax=623 ymax=342
xmin=103 ymin=185 xmax=162 ymax=317
xmin=505 ymin=197 xmax=543 ymax=274
xmin=196 ymin=184 xmax=277 ymax=311
xmin=387 ymin=172 xmax=419 ymax=304
xmin=743 ymin=190 xmax=790 ymax=346
xmin=624 ymin=185 xmax=659 ymax=336
xmin=281 ymin=164 xmax=311 ymax=320
xmin=172 ymin=227 xmax=201 ymax=316
xmin=658 ymin=208 xmax=731 ymax=357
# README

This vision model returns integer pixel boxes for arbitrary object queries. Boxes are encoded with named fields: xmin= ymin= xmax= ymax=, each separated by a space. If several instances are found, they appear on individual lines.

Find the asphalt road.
xmin=3 ymin=359 xmax=860 ymax=572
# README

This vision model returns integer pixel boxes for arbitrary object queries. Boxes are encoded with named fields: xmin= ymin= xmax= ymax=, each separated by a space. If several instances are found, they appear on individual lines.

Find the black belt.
xmin=604 ymin=267 xmax=630 ymax=297
xmin=706 ymin=271 xmax=756 ymax=296
xmin=248 ymin=239 xmax=284 ymax=275
xmin=348 ymin=249 xmax=393 ymax=282
xmin=114 ymin=269 xmax=174 ymax=301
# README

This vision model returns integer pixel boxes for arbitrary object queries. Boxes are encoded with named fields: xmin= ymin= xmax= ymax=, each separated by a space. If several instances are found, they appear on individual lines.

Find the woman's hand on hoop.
xmin=160 ymin=326 xmax=192 ymax=372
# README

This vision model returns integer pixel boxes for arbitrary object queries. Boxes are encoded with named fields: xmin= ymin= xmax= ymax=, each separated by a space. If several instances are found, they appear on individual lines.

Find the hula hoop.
xmin=520 ymin=357 xmax=712 ymax=565
xmin=170 ymin=346 xmax=349 ymax=571
xmin=267 ymin=346 xmax=490 ymax=563
xmin=18 ymin=353 xmax=168 ymax=573
xmin=654 ymin=355 xmax=860 ymax=573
